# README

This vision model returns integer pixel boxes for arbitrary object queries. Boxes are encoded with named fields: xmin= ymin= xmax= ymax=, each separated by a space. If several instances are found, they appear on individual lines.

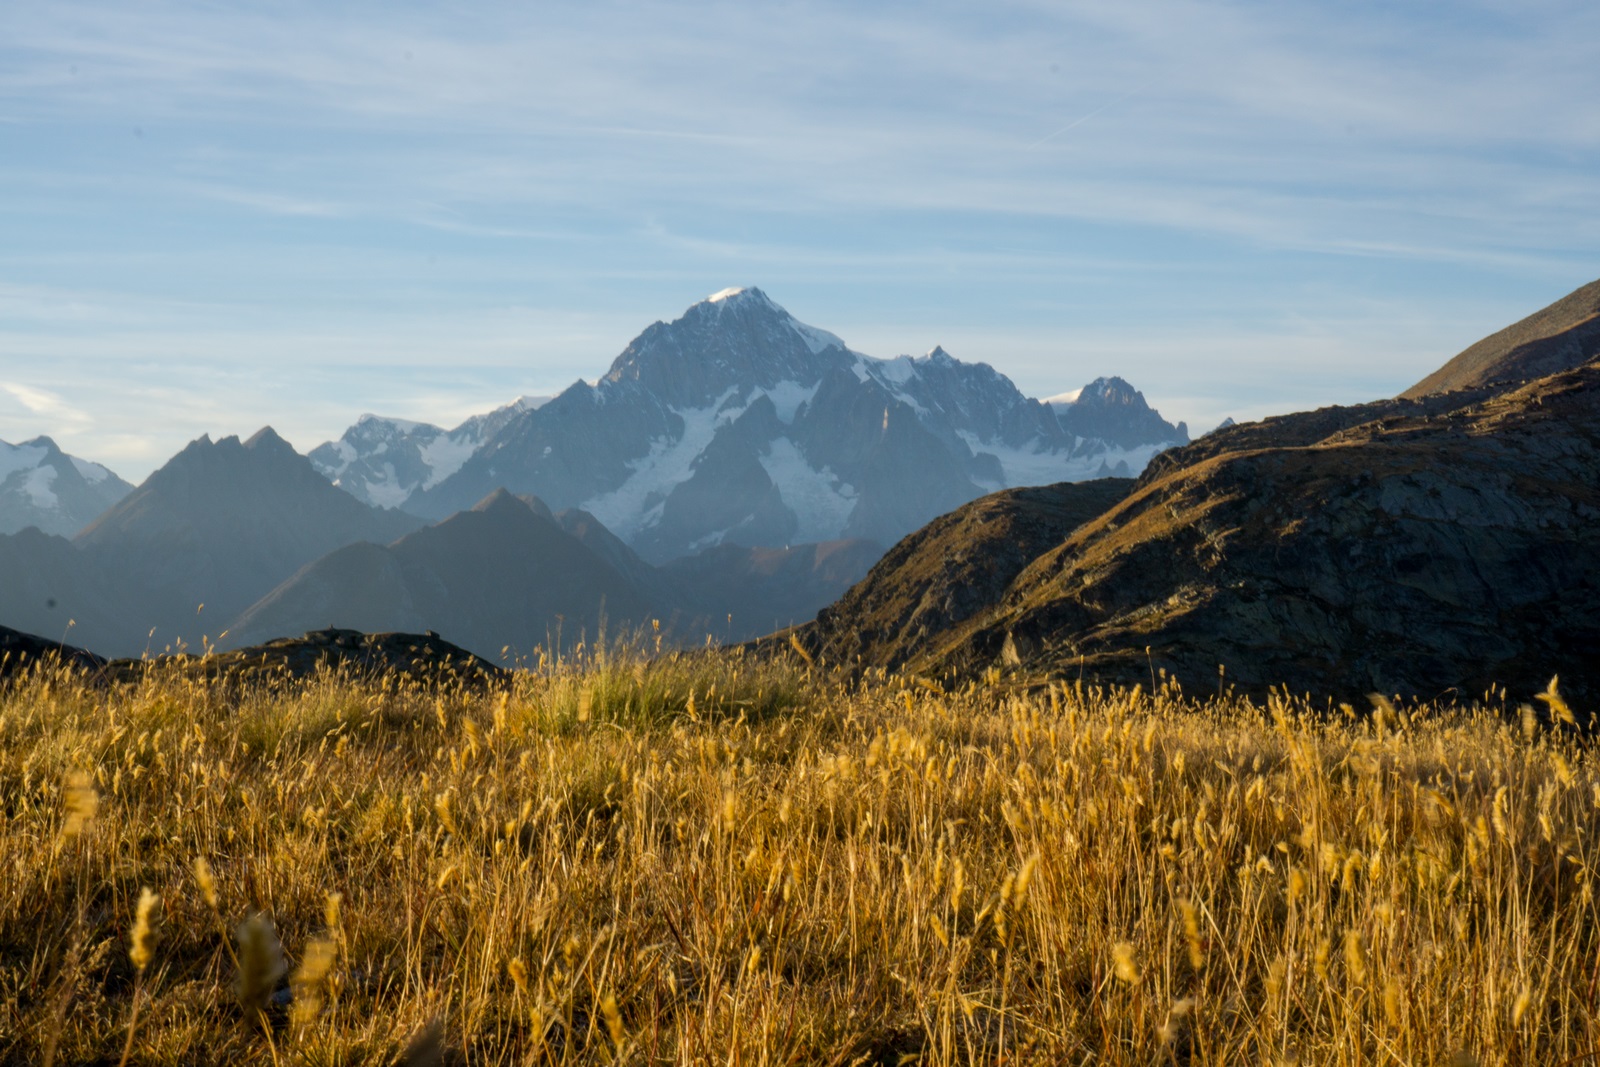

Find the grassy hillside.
xmin=1 ymin=647 xmax=1596 ymax=1064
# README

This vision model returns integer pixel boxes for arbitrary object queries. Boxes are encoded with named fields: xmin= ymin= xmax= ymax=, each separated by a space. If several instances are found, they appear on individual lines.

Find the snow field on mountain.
xmin=0 ymin=441 xmax=47 ymax=481
xmin=21 ymin=466 xmax=58 ymax=508
xmin=579 ymin=389 xmax=740 ymax=540
xmin=753 ymin=380 xmax=820 ymax=423
xmin=416 ymin=431 xmax=482 ymax=490
xmin=68 ymin=455 xmax=113 ymax=484
xmin=358 ymin=464 xmax=411 ymax=510
xmin=757 ymin=438 xmax=858 ymax=543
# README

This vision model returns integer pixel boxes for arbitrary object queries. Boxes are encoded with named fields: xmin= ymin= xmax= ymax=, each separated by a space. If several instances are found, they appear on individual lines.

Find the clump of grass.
xmin=0 ymin=651 xmax=1596 ymax=1064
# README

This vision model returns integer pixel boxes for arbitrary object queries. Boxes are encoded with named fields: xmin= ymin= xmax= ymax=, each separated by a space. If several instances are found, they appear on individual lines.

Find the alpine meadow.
xmin=3 ymin=646 xmax=1598 ymax=1064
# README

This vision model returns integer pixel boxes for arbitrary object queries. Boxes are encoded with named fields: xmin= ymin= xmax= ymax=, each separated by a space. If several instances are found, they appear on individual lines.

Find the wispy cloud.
xmin=1 ymin=381 xmax=92 ymax=427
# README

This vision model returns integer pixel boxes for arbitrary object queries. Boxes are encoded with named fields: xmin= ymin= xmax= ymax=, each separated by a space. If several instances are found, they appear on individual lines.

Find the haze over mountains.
xmin=1 ymin=287 xmax=1187 ymax=661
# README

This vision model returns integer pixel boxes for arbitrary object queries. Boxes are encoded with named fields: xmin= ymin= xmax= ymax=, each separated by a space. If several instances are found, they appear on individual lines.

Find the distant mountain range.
xmin=311 ymin=288 xmax=1188 ymax=562
xmin=0 ymin=286 xmax=1192 ymax=661
xmin=788 ymin=275 xmax=1600 ymax=703
xmin=0 ymin=425 xmax=884 ymax=660
xmin=8 ymin=278 xmax=1597 ymax=700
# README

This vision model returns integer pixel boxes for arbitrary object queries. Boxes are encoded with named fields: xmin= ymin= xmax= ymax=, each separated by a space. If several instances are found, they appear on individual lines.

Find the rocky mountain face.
xmin=1403 ymin=277 xmax=1600 ymax=398
xmin=1 ymin=622 xmax=105 ymax=681
xmin=226 ymin=489 xmax=880 ymax=662
xmin=0 ymin=436 xmax=132 ymax=537
xmin=315 ymin=288 xmax=1183 ymax=562
xmin=796 ymin=479 xmax=1134 ymax=673
xmin=70 ymin=428 xmax=423 ymax=654
xmin=307 ymin=397 xmax=547 ymax=509
xmin=1051 ymin=377 xmax=1188 ymax=455
xmin=791 ymin=278 xmax=1600 ymax=704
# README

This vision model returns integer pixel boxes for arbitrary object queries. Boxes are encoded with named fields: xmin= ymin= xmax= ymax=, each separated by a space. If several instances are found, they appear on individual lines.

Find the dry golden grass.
xmin=1 ymin=647 xmax=1597 ymax=1065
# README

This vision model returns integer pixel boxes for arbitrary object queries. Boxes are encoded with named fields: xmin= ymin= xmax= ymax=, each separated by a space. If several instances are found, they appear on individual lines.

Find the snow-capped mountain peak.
xmin=0 ymin=435 xmax=133 ymax=536
xmin=311 ymin=288 xmax=1191 ymax=563
xmin=695 ymin=286 xmax=849 ymax=356
xmin=308 ymin=395 xmax=547 ymax=510
xmin=1052 ymin=376 xmax=1189 ymax=452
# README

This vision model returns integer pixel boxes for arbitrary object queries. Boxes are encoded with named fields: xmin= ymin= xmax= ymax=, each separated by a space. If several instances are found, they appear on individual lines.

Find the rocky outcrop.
xmin=946 ymin=361 xmax=1600 ymax=702
xmin=0 ymin=624 xmax=104 ymax=682
xmin=789 ymin=479 xmax=1134 ymax=672
xmin=111 ymin=628 xmax=509 ymax=688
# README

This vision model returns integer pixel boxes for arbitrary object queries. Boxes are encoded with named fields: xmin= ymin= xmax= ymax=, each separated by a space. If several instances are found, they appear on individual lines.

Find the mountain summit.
xmin=308 ymin=396 xmax=547 ymax=509
xmin=1054 ymin=377 xmax=1188 ymax=453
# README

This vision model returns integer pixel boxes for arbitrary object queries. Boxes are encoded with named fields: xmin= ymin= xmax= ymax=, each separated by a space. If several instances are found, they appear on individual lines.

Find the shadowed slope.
xmin=73 ymin=428 xmax=420 ymax=653
xmin=227 ymin=490 xmax=651 ymax=662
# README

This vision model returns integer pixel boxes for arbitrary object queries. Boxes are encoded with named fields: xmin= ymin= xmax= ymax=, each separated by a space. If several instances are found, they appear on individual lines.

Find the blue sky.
xmin=2 ymin=0 xmax=1597 ymax=480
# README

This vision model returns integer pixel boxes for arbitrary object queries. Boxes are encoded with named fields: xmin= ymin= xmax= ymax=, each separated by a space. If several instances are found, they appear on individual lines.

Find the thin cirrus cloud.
xmin=0 ymin=0 xmax=1596 ymax=478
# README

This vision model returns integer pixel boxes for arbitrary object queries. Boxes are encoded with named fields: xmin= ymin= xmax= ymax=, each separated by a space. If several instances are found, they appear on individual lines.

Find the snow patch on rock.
xmin=22 ymin=465 xmax=58 ymax=508
xmin=958 ymin=432 xmax=1166 ymax=489
xmin=579 ymin=389 xmax=741 ymax=540
xmin=759 ymin=438 xmax=858 ymax=543
xmin=753 ymin=380 xmax=820 ymax=424
xmin=69 ymin=455 xmax=112 ymax=484
xmin=417 ymin=433 xmax=480 ymax=490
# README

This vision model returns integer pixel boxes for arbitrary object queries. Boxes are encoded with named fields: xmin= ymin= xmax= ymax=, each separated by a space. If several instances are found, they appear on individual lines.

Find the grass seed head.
xmin=193 ymin=856 xmax=218 ymax=909
xmin=129 ymin=887 xmax=159 ymax=972
xmin=290 ymin=936 xmax=338 ymax=1028
xmin=507 ymin=958 xmax=529 ymax=996
xmin=62 ymin=770 xmax=98 ymax=840
xmin=235 ymin=913 xmax=286 ymax=1014
xmin=1111 ymin=941 xmax=1140 ymax=984
xmin=1180 ymin=899 xmax=1206 ymax=971
xmin=1512 ymin=986 xmax=1532 ymax=1027
xmin=1343 ymin=930 xmax=1367 ymax=986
